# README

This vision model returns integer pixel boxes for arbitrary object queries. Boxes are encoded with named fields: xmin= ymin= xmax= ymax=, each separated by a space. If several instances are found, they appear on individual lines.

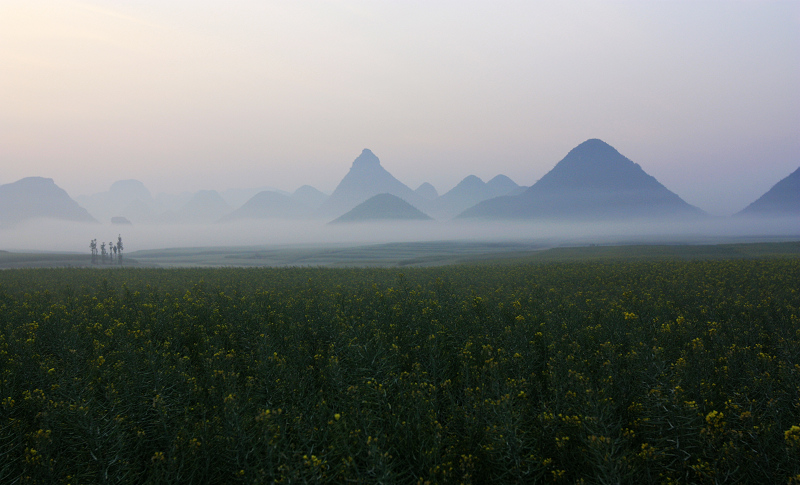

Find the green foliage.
xmin=1 ymin=260 xmax=799 ymax=483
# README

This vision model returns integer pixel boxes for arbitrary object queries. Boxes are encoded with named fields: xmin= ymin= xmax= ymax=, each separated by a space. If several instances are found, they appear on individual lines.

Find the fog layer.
xmin=2 ymin=216 xmax=798 ymax=255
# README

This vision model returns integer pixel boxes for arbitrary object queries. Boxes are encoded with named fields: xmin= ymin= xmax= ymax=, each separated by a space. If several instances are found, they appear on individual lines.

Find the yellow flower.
xmin=785 ymin=425 xmax=800 ymax=447
xmin=705 ymin=410 xmax=724 ymax=428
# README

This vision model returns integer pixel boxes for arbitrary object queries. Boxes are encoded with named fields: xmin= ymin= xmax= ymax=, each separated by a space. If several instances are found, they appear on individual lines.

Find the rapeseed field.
xmin=1 ymin=259 xmax=798 ymax=483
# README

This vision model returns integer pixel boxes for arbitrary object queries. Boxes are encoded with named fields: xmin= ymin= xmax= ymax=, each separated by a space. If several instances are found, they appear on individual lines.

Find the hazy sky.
xmin=2 ymin=1 xmax=798 ymax=216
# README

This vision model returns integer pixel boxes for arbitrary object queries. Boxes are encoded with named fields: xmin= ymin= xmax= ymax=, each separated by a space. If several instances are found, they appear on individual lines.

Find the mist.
xmin=2 ymin=216 xmax=798 ymax=259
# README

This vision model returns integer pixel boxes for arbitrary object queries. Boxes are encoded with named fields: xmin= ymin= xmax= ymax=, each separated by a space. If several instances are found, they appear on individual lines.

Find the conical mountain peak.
xmin=458 ymin=175 xmax=484 ymax=187
xmin=318 ymin=149 xmax=424 ymax=218
xmin=487 ymin=174 xmax=515 ymax=187
xmin=459 ymin=139 xmax=704 ymax=220
xmin=534 ymin=138 xmax=654 ymax=192
xmin=415 ymin=182 xmax=438 ymax=200
xmin=572 ymin=138 xmax=616 ymax=153
xmin=351 ymin=148 xmax=381 ymax=170
xmin=559 ymin=138 xmax=633 ymax=168
xmin=330 ymin=193 xmax=432 ymax=224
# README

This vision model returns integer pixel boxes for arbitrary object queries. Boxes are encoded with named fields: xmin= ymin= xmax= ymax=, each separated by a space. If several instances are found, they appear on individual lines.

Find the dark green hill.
xmin=330 ymin=193 xmax=432 ymax=224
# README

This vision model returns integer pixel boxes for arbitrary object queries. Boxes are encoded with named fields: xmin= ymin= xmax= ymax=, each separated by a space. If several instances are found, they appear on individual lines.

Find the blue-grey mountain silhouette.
xmin=0 ymin=177 xmax=96 ymax=226
xmin=154 ymin=191 xmax=198 ymax=214
xmin=737 ymin=167 xmax=800 ymax=216
xmin=292 ymin=185 xmax=328 ymax=210
xmin=459 ymin=139 xmax=705 ymax=220
xmin=119 ymin=198 xmax=160 ymax=224
xmin=111 ymin=216 xmax=133 ymax=225
xmin=220 ymin=191 xmax=311 ymax=221
xmin=429 ymin=174 xmax=521 ymax=219
xmin=221 ymin=186 xmax=288 ymax=209
xmin=77 ymin=179 xmax=154 ymax=222
xmin=415 ymin=182 xmax=439 ymax=200
xmin=486 ymin=174 xmax=521 ymax=195
xmin=330 ymin=193 xmax=433 ymax=224
xmin=318 ymin=149 xmax=424 ymax=218
xmin=176 ymin=190 xmax=232 ymax=223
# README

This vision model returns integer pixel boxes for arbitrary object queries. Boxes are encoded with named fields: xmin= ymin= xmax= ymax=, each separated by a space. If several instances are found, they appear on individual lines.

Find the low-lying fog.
xmin=1 ymin=216 xmax=798 ymax=255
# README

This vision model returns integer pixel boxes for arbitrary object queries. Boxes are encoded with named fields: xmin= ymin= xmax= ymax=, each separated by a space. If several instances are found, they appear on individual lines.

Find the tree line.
xmin=90 ymin=235 xmax=124 ymax=264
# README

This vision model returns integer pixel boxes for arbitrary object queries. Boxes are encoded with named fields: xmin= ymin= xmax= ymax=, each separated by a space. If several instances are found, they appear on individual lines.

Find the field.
xmin=1 ymin=244 xmax=799 ymax=483
xmin=3 ymin=239 xmax=800 ymax=269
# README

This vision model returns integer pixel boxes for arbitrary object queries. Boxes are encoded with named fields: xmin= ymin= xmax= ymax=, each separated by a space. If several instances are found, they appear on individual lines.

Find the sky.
xmin=1 ymin=0 xmax=798 ymax=216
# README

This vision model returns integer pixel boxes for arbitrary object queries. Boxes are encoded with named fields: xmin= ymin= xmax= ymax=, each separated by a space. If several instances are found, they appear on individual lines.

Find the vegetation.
xmin=90 ymin=236 xmax=123 ymax=265
xmin=1 ymin=256 xmax=799 ymax=483
xmin=118 ymin=240 xmax=800 ymax=269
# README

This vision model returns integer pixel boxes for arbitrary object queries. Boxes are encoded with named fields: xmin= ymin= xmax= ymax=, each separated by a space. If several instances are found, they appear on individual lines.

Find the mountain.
xmin=459 ymin=139 xmax=705 ymax=220
xmin=429 ymin=174 xmax=521 ymax=219
xmin=107 ymin=179 xmax=152 ymax=201
xmin=120 ymin=198 xmax=160 ymax=224
xmin=737 ymin=167 xmax=800 ymax=216
xmin=76 ymin=179 xmax=153 ymax=223
xmin=111 ymin=216 xmax=132 ymax=225
xmin=318 ymin=149 xmax=424 ymax=218
xmin=154 ymin=191 xmax=194 ymax=213
xmin=221 ymin=186 xmax=289 ymax=209
xmin=292 ymin=185 xmax=328 ymax=210
xmin=415 ymin=183 xmax=439 ymax=200
xmin=0 ymin=177 xmax=96 ymax=226
xmin=486 ymin=175 xmax=521 ymax=195
xmin=330 ymin=193 xmax=433 ymax=224
xmin=219 ymin=191 xmax=311 ymax=222
xmin=176 ymin=190 xmax=232 ymax=223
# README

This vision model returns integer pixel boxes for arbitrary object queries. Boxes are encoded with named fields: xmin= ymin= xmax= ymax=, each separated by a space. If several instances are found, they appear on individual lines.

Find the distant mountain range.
xmin=76 ymin=180 xmax=298 ymax=224
xmin=2 ymin=140 xmax=797 ymax=228
xmin=75 ymin=179 xmax=153 ymax=223
xmin=0 ymin=177 xmax=96 ymax=227
xmin=460 ymin=139 xmax=705 ymax=220
xmin=315 ymin=148 xmax=523 ymax=220
xmin=220 ymin=190 xmax=311 ymax=222
xmin=175 ymin=190 xmax=232 ymax=224
xmin=318 ymin=149 xmax=425 ymax=218
xmin=428 ymin=174 xmax=523 ymax=219
xmin=220 ymin=186 xmax=289 ymax=209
